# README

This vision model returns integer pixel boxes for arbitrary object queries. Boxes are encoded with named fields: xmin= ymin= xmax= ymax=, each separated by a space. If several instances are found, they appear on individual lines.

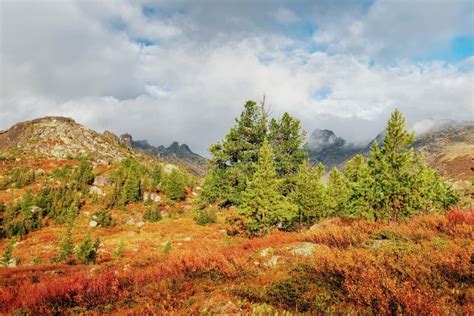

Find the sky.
xmin=1 ymin=0 xmax=473 ymax=156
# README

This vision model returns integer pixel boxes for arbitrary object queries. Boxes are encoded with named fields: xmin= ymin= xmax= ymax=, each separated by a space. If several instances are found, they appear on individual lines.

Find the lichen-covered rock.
xmin=89 ymin=186 xmax=104 ymax=196
xmin=259 ymin=247 xmax=274 ymax=257
xmin=143 ymin=192 xmax=161 ymax=202
xmin=289 ymin=242 xmax=317 ymax=257
xmin=264 ymin=255 xmax=280 ymax=267
xmin=93 ymin=175 xmax=112 ymax=187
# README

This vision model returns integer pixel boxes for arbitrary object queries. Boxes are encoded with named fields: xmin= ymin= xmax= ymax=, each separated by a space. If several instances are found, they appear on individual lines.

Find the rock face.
xmin=0 ymin=117 xmax=134 ymax=163
xmin=119 ymin=134 xmax=133 ymax=147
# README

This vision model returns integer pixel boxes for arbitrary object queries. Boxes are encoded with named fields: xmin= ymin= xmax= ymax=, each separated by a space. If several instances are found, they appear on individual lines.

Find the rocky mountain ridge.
xmin=0 ymin=117 xmax=206 ymax=174
xmin=307 ymin=121 xmax=474 ymax=186
xmin=117 ymin=134 xmax=206 ymax=175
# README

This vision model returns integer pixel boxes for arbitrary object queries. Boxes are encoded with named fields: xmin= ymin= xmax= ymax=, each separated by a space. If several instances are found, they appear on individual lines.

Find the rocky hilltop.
xmin=0 ymin=117 xmax=134 ymax=164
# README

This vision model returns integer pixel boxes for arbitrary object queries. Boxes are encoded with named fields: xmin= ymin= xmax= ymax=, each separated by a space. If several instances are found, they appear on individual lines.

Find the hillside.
xmin=0 ymin=117 xmax=135 ymax=164
xmin=0 ymin=113 xmax=472 ymax=314
xmin=307 ymin=122 xmax=474 ymax=186
xmin=0 ymin=117 xmax=206 ymax=175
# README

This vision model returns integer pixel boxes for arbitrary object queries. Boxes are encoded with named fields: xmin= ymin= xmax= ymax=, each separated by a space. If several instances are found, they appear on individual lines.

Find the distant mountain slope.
xmin=306 ymin=129 xmax=365 ymax=168
xmin=0 ymin=117 xmax=135 ymax=164
xmin=412 ymin=123 xmax=474 ymax=183
xmin=307 ymin=122 xmax=474 ymax=185
xmin=119 ymin=134 xmax=207 ymax=175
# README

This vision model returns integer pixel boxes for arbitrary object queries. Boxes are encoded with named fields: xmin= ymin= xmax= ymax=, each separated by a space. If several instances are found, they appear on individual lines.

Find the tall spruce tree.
xmin=203 ymin=100 xmax=267 ymax=206
xmin=325 ymin=167 xmax=351 ymax=217
xmin=239 ymin=138 xmax=296 ymax=235
xmin=343 ymin=154 xmax=376 ymax=219
xmin=268 ymin=112 xmax=307 ymax=177
xmin=201 ymin=101 xmax=307 ymax=207
xmin=289 ymin=162 xmax=326 ymax=224
xmin=366 ymin=109 xmax=458 ymax=221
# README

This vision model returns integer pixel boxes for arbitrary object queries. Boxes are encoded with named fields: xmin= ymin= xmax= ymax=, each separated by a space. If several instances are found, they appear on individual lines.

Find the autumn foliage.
xmin=0 ymin=211 xmax=472 ymax=314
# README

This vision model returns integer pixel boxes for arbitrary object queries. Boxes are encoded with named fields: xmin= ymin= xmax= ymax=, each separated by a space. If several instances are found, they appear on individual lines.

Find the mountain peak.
xmin=308 ymin=128 xmax=346 ymax=149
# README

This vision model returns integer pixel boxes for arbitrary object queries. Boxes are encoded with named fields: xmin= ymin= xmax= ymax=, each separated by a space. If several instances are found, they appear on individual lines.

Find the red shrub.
xmin=446 ymin=209 xmax=474 ymax=225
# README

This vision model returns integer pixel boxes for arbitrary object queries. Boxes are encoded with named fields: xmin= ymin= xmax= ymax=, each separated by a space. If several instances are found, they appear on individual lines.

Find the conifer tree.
xmin=76 ymin=232 xmax=100 ymax=264
xmin=204 ymin=100 xmax=267 ymax=206
xmin=162 ymin=169 xmax=187 ymax=201
xmin=74 ymin=158 xmax=94 ymax=188
xmin=289 ymin=162 xmax=326 ymax=224
xmin=325 ymin=167 xmax=351 ymax=217
xmin=150 ymin=164 xmax=163 ymax=189
xmin=56 ymin=222 xmax=74 ymax=263
xmin=202 ymin=101 xmax=308 ymax=206
xmin=366 ymin=109 xmax=458 ymax=221
xmin=1 ymin=238 xmax=15 ymax=267
xmin=268 ymin=112 xmax=307 ymax=178
xmin=343 ymin=155 xmax=376 ymax=219
xmin=239 ymin=138 xmax=296 ymax=235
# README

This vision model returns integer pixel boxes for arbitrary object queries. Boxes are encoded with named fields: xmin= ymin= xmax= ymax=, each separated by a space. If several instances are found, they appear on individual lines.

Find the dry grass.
xmin=0 ymin=159 xmax=472 ymax=314
xmin=0 ymin=210 xmax=472 ymax=315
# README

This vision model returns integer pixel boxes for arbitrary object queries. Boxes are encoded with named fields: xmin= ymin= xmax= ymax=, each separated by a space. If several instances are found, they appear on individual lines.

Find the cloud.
xmin=274 ymin=7 xmax=299 ymax=24
xmin=1 ymin=0 xmax=473 ymax=155
xmin=312 ymin=0 xmax=474 ymax=60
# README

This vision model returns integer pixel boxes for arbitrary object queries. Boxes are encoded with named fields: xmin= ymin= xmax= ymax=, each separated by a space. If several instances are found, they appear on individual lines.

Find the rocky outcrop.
xmin=0 ymin=117 xmax=134 ymax=164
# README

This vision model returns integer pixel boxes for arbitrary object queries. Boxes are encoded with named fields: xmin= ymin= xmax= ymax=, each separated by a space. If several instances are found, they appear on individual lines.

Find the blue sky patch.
xmin=312 ymin=88 xmax=332 ymax=100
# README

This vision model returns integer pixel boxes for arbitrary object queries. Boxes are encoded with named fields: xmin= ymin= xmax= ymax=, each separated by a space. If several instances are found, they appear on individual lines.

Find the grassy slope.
xmin=0 ymin=159 xmax=473 ymax=315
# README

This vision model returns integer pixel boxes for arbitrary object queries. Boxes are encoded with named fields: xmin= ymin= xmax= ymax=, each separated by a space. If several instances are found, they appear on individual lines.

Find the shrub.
xmin=1 ymin=238 xmax=15 ymax=267
xmin=194 ymin=206 xmax=218 ymax=225
xmin=162 ymin=169 xmax=188 ymax=201
xmin=55 ymin=224 xmax=75 ymax=263
xmin=161 ymin=240 xmax=172 ymax=254
xmin=0 ymin=168 xmax=36 ymax=189
xmin=91 ymin=210 xmax=114 ymax=228
xmin=143 ymin=205 xmax=163 ymax=222
xmin=112 ymin=242 xmax=125 ymax=259
xmin=76 ymin=232 xmax=100 ymax=264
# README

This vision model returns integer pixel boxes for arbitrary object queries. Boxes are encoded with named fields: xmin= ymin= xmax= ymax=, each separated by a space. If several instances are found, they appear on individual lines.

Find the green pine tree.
xmin=289 ymin=162 xmax=326 ymax=224
xmin=204 ymin=100 xmax=267 ymax=206
xmin=162 ymin=169 xmax=187 ymax=201
xmin=343 ymin=155 xmax=376 ymax=219
xmin=268 ymin=112 xmax=307 ymax=178
xmin=239 ymin=138 xmax=297 ymax=235
xmin=1 ymin=238 xmax=15 ymax=267
xmin=76 ymin=232 xmax=100 ymax=264
xmin=366 ymin=109 xmax=458 ymax=221
xmin=56 ymin=222 xmax=75 ymax=263
xmin=325 ymin=167 xmax=351 ymax=217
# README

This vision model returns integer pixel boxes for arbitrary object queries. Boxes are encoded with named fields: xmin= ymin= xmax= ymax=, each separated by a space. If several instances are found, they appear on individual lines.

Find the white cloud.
xmin=1 ymin=0 xmax=473 ymax=155
xmin=312 ymin=0 xmax=474 ymax=59
xmin=274 ymin=7 xmax=299 ymax=24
